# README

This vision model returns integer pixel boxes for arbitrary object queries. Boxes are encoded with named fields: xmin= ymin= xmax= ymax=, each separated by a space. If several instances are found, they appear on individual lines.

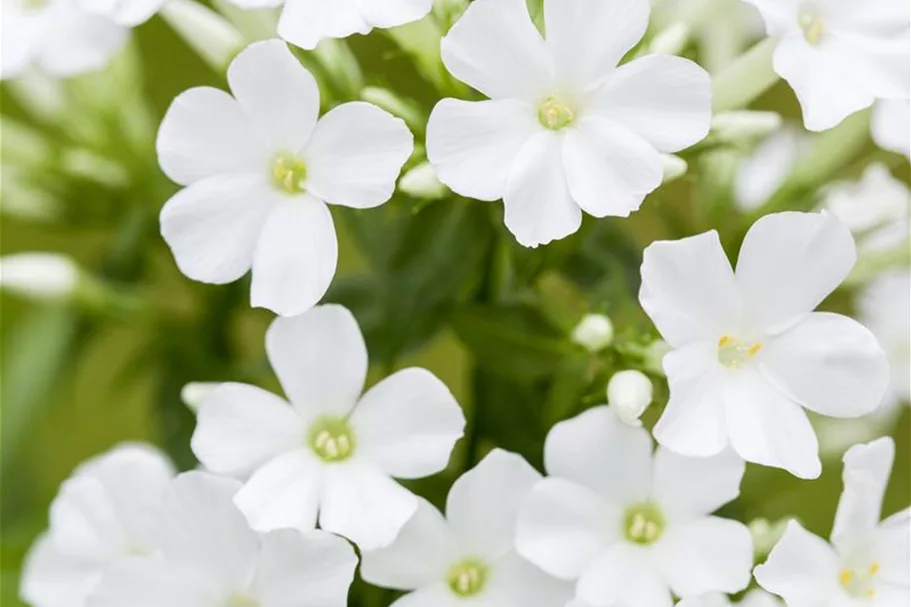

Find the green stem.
xmin=712 ymin=37 xmax=779 ymax=113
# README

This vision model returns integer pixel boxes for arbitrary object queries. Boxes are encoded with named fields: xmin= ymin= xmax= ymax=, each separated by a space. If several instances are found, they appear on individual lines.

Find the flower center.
xmin=226 ymin=594 xmax=259 ymax=607
xmin=799 ymin=11 xmax=825 ymax=45
xmin=717 ymin=335 xmax=762 ymax=369
xmin=446 ymin=559 xmax=488 ymax=597
xmin=272 ymin=152 xmax=307 ymax=194
xmin=22 ymin=0 xmax=47 ymax=10
xmin=623 ymin=503 xmax=665 ymax=545
xmin=537 ymin=96 xmax=575 ymax=130
xmin=307 ymin=417 xmax=355 ymax=463
xmin=839 ymin=562 xmax=880 ymax=599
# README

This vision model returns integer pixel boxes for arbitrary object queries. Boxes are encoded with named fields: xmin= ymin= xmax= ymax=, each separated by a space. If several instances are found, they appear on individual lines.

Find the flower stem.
xmin=711 ymin=37 xmax=779 ymax=113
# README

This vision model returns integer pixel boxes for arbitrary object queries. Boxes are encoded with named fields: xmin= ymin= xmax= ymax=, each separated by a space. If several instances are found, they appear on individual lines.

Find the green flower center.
xmin=272 ymin=152 xmax=308 ymax=194
xmin=537 ymin=96 xmax=575 ymax=130
xmin=799 ymin=11 xmax=825 ymax=45
xmin=716 ymin=335 xmax=762 ymax=369
xmin=623 ymin=503 xmax=666 ymax=545
xmin=307 ymin=417 xmax=355 ymax=463
xmin=446 ymin=559 xmax=488 ymax=597
xmin=226 ymin=594 xmax=259 ymax=607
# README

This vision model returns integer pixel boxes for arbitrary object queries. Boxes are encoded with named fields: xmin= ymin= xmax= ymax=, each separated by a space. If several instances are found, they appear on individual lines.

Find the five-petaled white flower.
xmin=744 ymin=0 xmax=910 ymax=131
xmin=223 ymin=0 xmax=432 ymax=50
xmin=157 ymin=39 xmax=413 ymax=317
xmin=1 ymin=0 xmax=127 ymax=80
xmin=755 ymin=437 xmax=910 ymax=606
xmin=20 ymin=444 xmax=175 ymax=607
xmin=872 ymin=99 xmax=911 ymax=159
xmin=88 ymin=471 xmax=358 ymax=607
xmin=191 ymin=304 xmax=465 ymax=550
xmin=361 ymin=449 xmax=572 ymax=607
xmin=515 ymin=406 xmax=753 ymax=607
xmin=639 ymin=211 xmax=890 ymax=479
xmin=426 ymin=0 xmax=712 ymax=247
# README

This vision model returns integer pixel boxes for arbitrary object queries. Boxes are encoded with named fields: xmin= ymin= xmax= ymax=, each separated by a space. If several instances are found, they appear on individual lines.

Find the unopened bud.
xmin=361 ymin=86 xmax=426 ymax=131
xmin=661 ymin=154 xmax=688 ymax=183
xmin=607 ymin=370 xmax=653 ymax=426
xmin=0 ymin=253 xmax=79 ymax=301
xmin=399 ymin=162 xmax=447 ymax=199
xmin=712 ymin=111 xmax=783 ymax=143
xmin=180 ymin=382 xmax=221 ymax=413
xmin=642 ymin=339 xmax=671 ymax=376
xmin=571 ymin=314 xmax=614 ymax=353
xmin=749 ymin=517 xmax=790 ymax=558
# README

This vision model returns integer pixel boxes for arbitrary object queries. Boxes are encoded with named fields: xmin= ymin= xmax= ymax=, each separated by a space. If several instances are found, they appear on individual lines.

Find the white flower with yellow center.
xmin=20 ymin=444 xmax=175 ymax=607
xmin=755 ymin=437 xmax=910 ymax=607
xmin=515 ymin=407 xmax=753 ymax=607
xmin=744 ymin=0 xmax=910 ymax=131
xmin=157 ymin=39 xmax=413 ymax=317
xmin=425 ymin=0 xmax=711 ymax=247
xmin=87 ymin=471 xmax=357 ymax=607
xmin=872 ymin=99 xmax=911 ymax=159
xmin=639 ymin=211 xmax=889 ymax=478
xmin=190 ymin=304 xmax=465 ymax=550
xmin=361 ymin=449 xmax=572 ymax=607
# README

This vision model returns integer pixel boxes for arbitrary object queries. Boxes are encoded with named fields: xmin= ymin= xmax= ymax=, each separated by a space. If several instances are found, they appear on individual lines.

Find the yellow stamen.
xmin=718 ymin=335 xmax=731 ymax=347
xmin=869 ymin=562 xmax=880 ymax=575
xmin=839 ymin=569 xmax=852 ymax=586
xmin=747 ymin=343 xmax=762 ymax=356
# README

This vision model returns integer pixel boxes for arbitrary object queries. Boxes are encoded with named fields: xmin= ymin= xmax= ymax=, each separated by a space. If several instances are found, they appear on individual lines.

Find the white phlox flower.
xmin=426 ymin=0 xmax=712 ymax=247
xmin=871 ymin=99 xmax=911 ymax=160
xmin=639 ymin=211 xmax=890 ymax=478
xmin=515 ymin=406 xmax=753 ymax=607
xmin=755 ymin=437 xmax=910 ymax=607
xmin=87 ymin=471 xmax=357 ymax=607
xmin=858 ymin=270 xmax=910 ymax=411
xmin=743 ymin=0 xmax=911 ymax=131
xmin=676 ymin=589 xmax=783 ymax=607
xmin=157 ymin=39 xmax=413 ymax=317
xmin=20 ymin=444 xmax=175 ymax=607
xmin=78 ymin=0 xmax=165 ymax=26
xmin=1 ymin=0 xmax=128 ymax=80
xmin=223 ymin=0 xmax=433 ymax=50
xmin=190 ymin=304 xmax=466 ymax=550
xmin=361 ymin=449 xmax=572 ymax=607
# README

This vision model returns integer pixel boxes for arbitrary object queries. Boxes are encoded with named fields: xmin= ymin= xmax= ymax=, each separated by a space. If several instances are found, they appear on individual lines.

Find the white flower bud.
xmin=0 ymin=253 xmax=79 ymax=301
xmin=749 ymin=517 xmax=790 ymax=557
xmin=660 ymin=154 xmax=688 ymax=183
xmin=399 ymin=162 xmax=448 ymax=200
xmin=180 ymin=382 xmax=221 ymax=413
xmin=571 ymin=314 xmax=614 ymax=353
xmin=607 ymin=370 xmax=653 ymax=426
xmin=712 ymin=111 xmax=783 ymax=143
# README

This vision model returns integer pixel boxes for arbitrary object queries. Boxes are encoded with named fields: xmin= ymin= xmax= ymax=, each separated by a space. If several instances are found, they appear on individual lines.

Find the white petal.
xmin=234 ymin=450 xmax=323 ymax=533
xmin=0 ymin=7 xmax=41 ymax=80
xmin=20 ymin=535 xmax=103 ymax=607
xmin=318 ymin=461 xmax=418 ymax=550
xmin=724 ymin=369 xmax=821 ymax=479
xmin=250 ymin=529 xmax=357 ymax=607
xmin=872 ymin=99 xmax=911 ymax=159
xmin=652 ymin=448 xmax=745 ymax=523
xmin=80 ymin=0 xmax=166 ymax=27
xmin=250 ymin=197 xmax=338 ymax=316
xmin=191 ymin=383 xmax=304 ymax=477
xmin=388 ymin=585 xmax=462 ymax=607
xmin=639 ymin=230 xmax=741 ymax=348
xmin=735 ymin=211 xmax=856 ymax=335
xmin=503 ymin=131 xmax=582 ymax=247
xmin=544 ymin=0 xmax=648 ymax=91
xmin=360 ymin=499 xmax=459 ymax=591
xmin=445 ymin=449 xmax=540 ymax=560
xmin=276 ymin=0 xmax=370 ymax=51
xmin=515 ymin=477 xmax=619 ymax=580
xmin=37 ymin=4 xmax=128 ymax=78
xmin=303 ymin=102 xmax=413 ymax=209
xmin=49 ymin=477 xmax=127 ymax=559
xmin=761 ymin=312 xmax=889 ymax=418
xmin=358 ymin=0 xmax=432 ymax=28
xmin=426 ymin=98 xmax=538 ymax=201
xmin=544 ymin=406 xmax=653 ymax=504
xmin=486 ymin=550 xmax=574 ymax=607
xmin=266 ymin=304 xmax=367 ymax=419
xmin=873 ymin=508 xmax=910 ymax=586
xmin=159 ymin=175 xmax=277 ymax=285
xmin=576 ymin=543 xmax=673 ymax=607
xmin=440 ymin=0 xmax=553 ymax=101
xmin=754 ymin=521 xmax=841 ymax=606
xmin=157 ymin=87 xmax=268 ymax=186
xmin=831 ymin=437 xmax=894 ymax=554
xmin=591 ymin=54 xmax=712 ymax=153
xmin=740 ymin=0 xmax=797 ymax=37
xmin=653 ymin=516 xmax=753 ymax=597
xmin=561 ymin=117 xmax=662 ymax=218
xmin=734 ymin=128 xmax=802 ymax=212
xmin=350 ymin=368 xmax=464 ymax=479
xmin=227 ymin=39 xmax=320 ymax=151
xmin=87 ymin=557 xmax=219 ymax=607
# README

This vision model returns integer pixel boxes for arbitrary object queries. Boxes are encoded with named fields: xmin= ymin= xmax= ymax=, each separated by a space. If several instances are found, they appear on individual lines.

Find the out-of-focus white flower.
xmin=743 ymin=0 xmax=910 ymax=131
xmin=571 ymin=314 xmax=614 ymax=353
xmin=399 ymin=161 xmax=448 ymax=200
xmin=711 ymin=111 xmax=782 ymax=144
xmin=755 ymin=437 xmax=910 ymax=606
xmin=426 ymin=0 xmax=711 ymax=247
xmin=1 ymin=0 xmax=128 ymax=80
xmin=223 ymin=0 xmax=432 ymax=50
xmin=191 ymin=304 xmax=465 ymax=550
xmin=676 ymin=589 xmax=783 ymax=607
xmin=88 ymin=471 xmax=357 ymax=607
xmin=157 ymin=40 xmax=412 ymax=317
xmin=661 ymin=154 xmax=689 ymax=183
xmin=639 ymin=211 xmax=889 ymax=479
xmin=607 ymin=370 xmax=653 ymax=427
xmin=859 ymin=270 xmax=910 ymax=410
xmin=733 ymin=127 xmax=806 ymax=212
xmin=0 ymin=252 xmax=79 ymax=301
xmin=20 ymin=444 xmax=175 ymax=607
xmin=180 ymin=381 xmax=222 ymax=413
xmin=361 ymin=449 xmax=572 ymax=607
xmin=79 ymin=0 xmax=164 ymax=26
xmin=871 ymin=99 xmax=911 ymax=160
xmin=516 ymin=407 xmax=752 ymax=607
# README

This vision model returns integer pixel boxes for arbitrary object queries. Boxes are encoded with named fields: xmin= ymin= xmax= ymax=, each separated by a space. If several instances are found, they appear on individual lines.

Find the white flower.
xmin=20 ymin=444 xmax=175 ymax=607
xmin=0 ymin=252 xmax=79 ymax=301
xmin=639 ymin=211 xmax=890 ymax=478
xmin=743 ymin=0 xmax=910 ymax=131
xmin=733 ymin=127 xmax=806 ymax=212
xmin=1 ymin=0 xmax=127 ymax=80
xmin=180 ymin=381 xmax=222 ymax=413
xmin=872 ymin=99 xmax=911 ymax=159
xmin=571 ymin=313 xmax=614 ymax=353
xmin=224 ymin=0 xmax=432 ymax=50
xmin=607 ymin=369 xmax=653 ymax=426
xmin=157 ymin=40 xmax=413 ymax=317
xmin=78 ymin=0 xmax=164 ymax=26
xmin=676 ymin=589 xmax=784 ymax=607
xmin=859 ymin=270 xmax=911 ymax=410
xmin=87 ymin=471 xmax=357 ymax=607
xmin=516 ymin=406 xmax=753 ymax=607
xmin=755 ymin=437 xmax=910 ymax=607
xmin=361 ymin=449 xmax=572 ymax=607
xmin=426 ymin=0 xmax=711 ymax=247
xmin=191 ymin=304 xmax=465 ymax=550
